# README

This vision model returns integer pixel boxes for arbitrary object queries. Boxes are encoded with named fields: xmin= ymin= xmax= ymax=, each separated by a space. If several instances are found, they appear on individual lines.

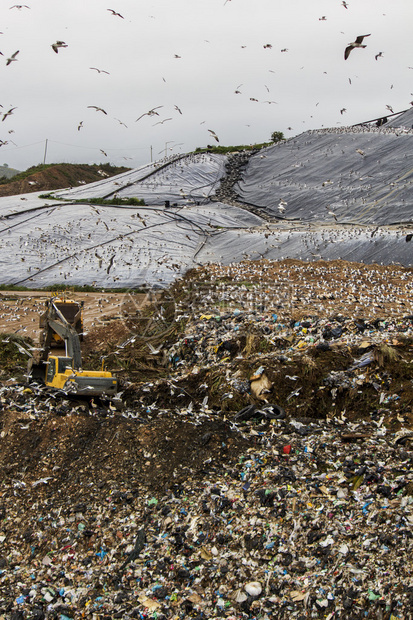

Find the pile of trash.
xmin=0 ymin=258 xmax=413 ymax=618
xmin=0 ymin=390 xmax=413 ymax=619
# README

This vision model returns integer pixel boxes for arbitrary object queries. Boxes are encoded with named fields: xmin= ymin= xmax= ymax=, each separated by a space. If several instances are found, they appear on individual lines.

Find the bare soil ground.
xmin=0 ymin=290 xmax=147 ymax=342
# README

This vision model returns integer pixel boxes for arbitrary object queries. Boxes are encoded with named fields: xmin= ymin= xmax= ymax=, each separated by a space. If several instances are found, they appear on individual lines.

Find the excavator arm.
xmin=46 ymin=318 xmax=82 ymax=370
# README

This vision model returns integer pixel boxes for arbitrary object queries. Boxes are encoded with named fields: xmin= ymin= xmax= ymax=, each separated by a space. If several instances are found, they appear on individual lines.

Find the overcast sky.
xmin=1 ymin=0 xmax=412 ymax=171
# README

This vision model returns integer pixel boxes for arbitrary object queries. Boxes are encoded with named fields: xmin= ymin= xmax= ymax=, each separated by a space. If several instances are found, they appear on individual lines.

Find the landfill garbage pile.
xmin=1 ymin=381 xmax=413 ymax=618
xmin=0 ymin=259 xmax=413 ymax=618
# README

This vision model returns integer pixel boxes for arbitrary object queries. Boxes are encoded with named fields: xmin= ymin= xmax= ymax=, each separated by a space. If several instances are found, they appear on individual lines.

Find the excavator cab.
xmin=44 ymin=354 xmax=117 ymax=395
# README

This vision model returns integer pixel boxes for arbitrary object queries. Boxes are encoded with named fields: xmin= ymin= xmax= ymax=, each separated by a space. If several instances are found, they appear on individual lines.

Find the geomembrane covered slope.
xmin=54 ymin=152 xmax=228 ymax=206
xmin=235 ymin=127 xmax=413 ymax=225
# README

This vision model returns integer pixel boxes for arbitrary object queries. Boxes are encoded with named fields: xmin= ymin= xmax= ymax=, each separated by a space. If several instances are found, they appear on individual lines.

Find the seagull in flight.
xmin=344 ymin=34 xmax=370 ymax=60
xmin=153 ymin=117 xmax=172 ymax=126
xmin=107 ymin=8 xmax=124 ymax=18
xmin=2 ymin=107 xmax=17 ymax=121
xmin=77 ymin=121 xmax=83 ymax=131
xmin=90 ymin=67 xmax=110 ymax=74
xmin=208 ymin=129 xmax=219 ymax=142
xmin=87 ymin=105 xmax=107 ymax=114
xmin=51 ymin=40 xmax=68 ymax=53
xmin=9 ymin=4 xmax=30 ymax=8
xmin=6 ymin=50 xmax=19 ymax=65
xmin=135 ymin=106 xmax=163 ymax=122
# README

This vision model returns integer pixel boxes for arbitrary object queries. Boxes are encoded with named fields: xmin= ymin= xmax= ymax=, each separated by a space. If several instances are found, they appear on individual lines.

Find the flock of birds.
xmin=0 ymin=1 xmax=411 ymax=288
xmin=0 ymin=1 xmax=406 ymax=159
xmin=204 ymin=259 xmax=413 ymax=321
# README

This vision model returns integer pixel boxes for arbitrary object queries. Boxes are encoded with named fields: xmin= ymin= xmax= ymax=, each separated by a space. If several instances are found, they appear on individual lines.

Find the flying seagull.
xmin=107 ymin=8 xmax=123 ymax=18
xmin=2 ymin=107 xmax=17 ymax=121
xmin=9 ymin=4 xmax=30 ymax=8
xmin=51 ymin=40 xmax=68 ymax=53
xmin=6 ymin=50 xmax=19 ymax=65
xmin=90 ymin=67 xmax=110 ymax=74
xmin=344 ymin=34 xmax=370 ymax=60
xmin=77 ymin=121 xmax=83 ymax=131
xmin=375 ymin=52 xmax=383 ymax=60
xmin=208 ymin=129 xmax=219 ymax=142
xmin=153 ymin=117 xmax=172 ymax=126
xmin=278 ymin=200 xmax=287 ymax=213
xmin=135 ymin=106 xmax=163 ymax=122
xmin=87 ymin=105 xmax=107 ymax=114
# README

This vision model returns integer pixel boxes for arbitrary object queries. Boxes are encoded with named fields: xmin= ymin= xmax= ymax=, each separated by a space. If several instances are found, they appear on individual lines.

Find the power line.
xmin=0 ymin=140 xmax=45 ymax=152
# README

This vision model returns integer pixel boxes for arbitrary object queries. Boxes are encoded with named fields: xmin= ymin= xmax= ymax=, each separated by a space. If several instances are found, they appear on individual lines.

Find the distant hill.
xmin=0 ymin=164 xmax=21 ymax=180
xmin=0 ymin=163 xmax=131 ymax=197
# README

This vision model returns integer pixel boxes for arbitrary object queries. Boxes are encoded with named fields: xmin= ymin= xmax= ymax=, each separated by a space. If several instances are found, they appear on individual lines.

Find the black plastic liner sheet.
xmin=235 ymin=127 xmax=413 ymax=226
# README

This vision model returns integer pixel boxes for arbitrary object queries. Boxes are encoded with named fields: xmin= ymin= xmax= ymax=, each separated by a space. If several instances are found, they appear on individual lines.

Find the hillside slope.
xmin=0 ymin=164 xmax=20 ymax=180
xmin=0 ymin=163 xmax=130 ymax=197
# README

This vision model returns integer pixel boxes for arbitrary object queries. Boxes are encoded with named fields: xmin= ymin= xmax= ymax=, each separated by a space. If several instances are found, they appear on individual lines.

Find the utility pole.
xmin=150 ymin=145 xmax=153 ymax=162
xmin=43 ymin=139 xmax=48 ymax=165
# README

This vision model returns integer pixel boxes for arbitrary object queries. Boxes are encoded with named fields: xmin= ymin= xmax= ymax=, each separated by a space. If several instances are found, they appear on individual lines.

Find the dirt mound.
xmin=0 ymin=402 xmax=250 ymax=499
xmin=0 ymin=163 xmax=130 ymax=197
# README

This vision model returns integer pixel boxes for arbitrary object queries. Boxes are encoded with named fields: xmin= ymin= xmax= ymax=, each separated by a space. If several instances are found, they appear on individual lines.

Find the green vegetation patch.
xmin=194 ymin=133 xmax=284 ymax=155
xmin=74 ymin=197 xmax=146 ymax=207
xmin=39 ymin=195 xmax=146 ymax=206
xmin=194 ymin=143 xmax=272 ymax=155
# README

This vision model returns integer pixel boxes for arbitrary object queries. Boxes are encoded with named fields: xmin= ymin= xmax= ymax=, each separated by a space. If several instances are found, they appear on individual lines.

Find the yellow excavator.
xmin=28 ymin=295 xmax=117 ymax=397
